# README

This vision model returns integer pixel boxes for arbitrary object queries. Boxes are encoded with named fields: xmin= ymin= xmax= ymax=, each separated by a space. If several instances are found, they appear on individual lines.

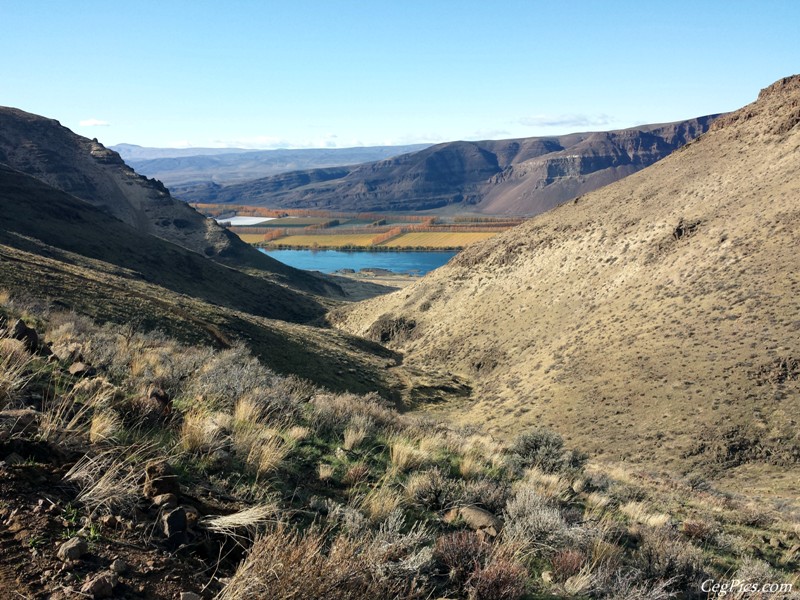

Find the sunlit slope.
xmin=336 ymin=76 xmax=800 ymax=478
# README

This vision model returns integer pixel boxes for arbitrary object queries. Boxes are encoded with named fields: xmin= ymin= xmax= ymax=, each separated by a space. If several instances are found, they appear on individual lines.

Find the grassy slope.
xmin=335 ymin=77 xmax=800 ymax=496
xmin=0 ymin=164 xmax=327 ymax=323
xmin=0 ymin=165 xmax=400 ymax=395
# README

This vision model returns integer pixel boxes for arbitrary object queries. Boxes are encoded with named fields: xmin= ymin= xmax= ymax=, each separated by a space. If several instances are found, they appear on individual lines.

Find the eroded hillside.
xmin=182 ymin=116 xmax=718 ymax=215
xmin=0 ymin=107 xmax=335 ymax=295
xmin=335 ymin=76 xmax=800 ymax=494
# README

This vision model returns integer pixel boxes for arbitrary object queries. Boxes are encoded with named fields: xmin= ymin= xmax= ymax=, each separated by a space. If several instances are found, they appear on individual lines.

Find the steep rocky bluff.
xmin=335 ymin=76 xmax=800 ymax=490
xmin=183 ymin=116 xmax=719 ymax=215
xmin=0 ymin=107 xmax=331 ymax=293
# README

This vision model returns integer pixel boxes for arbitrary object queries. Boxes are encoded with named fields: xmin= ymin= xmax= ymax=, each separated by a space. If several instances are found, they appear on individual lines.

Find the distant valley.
xmin=113 ymin=142 xmax=431 ymax=190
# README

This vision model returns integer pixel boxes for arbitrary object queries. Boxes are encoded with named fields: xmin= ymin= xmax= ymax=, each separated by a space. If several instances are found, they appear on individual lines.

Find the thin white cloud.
xmin=518 ymin=114 xmax=613 ymax=128
xmin=466 ymin=128 xmax=512 ymax=140
xmin=79 ymin=118 xmax=110 ymax=127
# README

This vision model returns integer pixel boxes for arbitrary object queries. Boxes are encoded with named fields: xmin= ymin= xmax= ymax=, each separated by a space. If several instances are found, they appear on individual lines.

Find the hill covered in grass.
xmin=179 ymin=116 xmax=718 ymax=215
xmin=0 ymin=298 xmax=796 ymax=599
xmin=335 ymin=76 xmax=800 ymax=496
xmin=0 ymin=162 xmax=406 ymax=393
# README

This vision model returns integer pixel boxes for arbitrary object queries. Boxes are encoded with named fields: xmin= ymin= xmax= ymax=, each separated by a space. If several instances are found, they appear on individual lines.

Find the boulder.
xmin=57 ymin=536 xmax=88 ymax=561
xmin=162 ymin=507 xmax=187 ymax=544
xmin=0 ymin=408 xmax=39 ymax=439
xmin=184 ymin=504 xmax=200 ymax=529
xmin=143 ymin=460 xmax=180 ymax=498
xmin=52 ymin=341 xmax=83 ymax=363
xmin=68 ymin=362 xmax=96 ymax=377
xmin=110 ymin=559 xmax=128 ymax=574
xmin=443 ymin=506 xmax=502 ymax=537
xmin=80 ymin=571 xmax=116 ymax=598
xmin=152 ymin=493 xmax=178 ymax=509
xmin=180 ymin=593 xmax=202 ymax=600
xmin=10 ymin=319 xmax=38 ymax=353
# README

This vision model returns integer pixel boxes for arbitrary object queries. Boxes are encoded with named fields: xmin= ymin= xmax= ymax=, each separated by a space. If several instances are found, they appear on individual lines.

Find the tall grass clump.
xmin=0 ymin=337 xmax=37 ymax=408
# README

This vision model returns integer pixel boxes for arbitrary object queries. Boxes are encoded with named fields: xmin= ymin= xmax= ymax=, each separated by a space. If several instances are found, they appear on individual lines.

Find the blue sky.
xmin=1 ymin=1 xmax=798 ymax=149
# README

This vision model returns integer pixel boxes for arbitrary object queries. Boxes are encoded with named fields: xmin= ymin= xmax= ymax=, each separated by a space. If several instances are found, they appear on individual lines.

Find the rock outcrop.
xmin=182 ymin=116 xmax=719 ymax=215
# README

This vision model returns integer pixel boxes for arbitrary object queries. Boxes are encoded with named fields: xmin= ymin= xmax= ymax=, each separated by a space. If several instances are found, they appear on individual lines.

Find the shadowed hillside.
xmin=0 ymin=107 xmax=337 ymax=295
xmin=181 ymin=117 xmax=718 ymax=215
xmin=335 ymin=76 xmax=800 ymax=494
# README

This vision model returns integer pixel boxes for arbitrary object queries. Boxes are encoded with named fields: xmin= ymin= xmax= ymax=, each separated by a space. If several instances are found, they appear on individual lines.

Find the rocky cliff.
xmin=182 ymin=116 xmax=719 ymax=215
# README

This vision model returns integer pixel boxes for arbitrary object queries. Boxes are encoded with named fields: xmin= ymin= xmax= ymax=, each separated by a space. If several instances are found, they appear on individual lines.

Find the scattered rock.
xmin=80 ymin=571 xmax=116 ymax=598
xmin=183 ymin=505 xmax=200 ymax=528
xmin=10 ymin=319 xmax=39 ymax=353
xmin=162 ymin=507 xmax=188 ymax=544
xmin=0 ymin=408 xmax=39 ymax=437
xmin=52 ymin=341 xmax=83 ymax=363
xmin=153 ymin=493 xmax=178 ymax=509
xmin=2 ymin=451 xmax=25 ymax=465
xmin=133 ymin=385 xmax=173 ymax=422
xmin=99 ymin=514 xmax=118 ymax=529
xmin=143 ymin=460 xmax=180 ymax=498
xmin=68 ymin=362 xmax=96 ymax=377
xmin=57 ymin=537 xmax=88 ymax=561
xmin=110 ymin=558 xmax=128 ymax=574
xmin=443 ymin=506 xmax=503 ymax=537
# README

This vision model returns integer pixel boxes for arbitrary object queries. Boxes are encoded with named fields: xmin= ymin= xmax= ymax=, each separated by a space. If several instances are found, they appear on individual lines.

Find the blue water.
xmin=260 ymin=249 xmax=457 ymax=275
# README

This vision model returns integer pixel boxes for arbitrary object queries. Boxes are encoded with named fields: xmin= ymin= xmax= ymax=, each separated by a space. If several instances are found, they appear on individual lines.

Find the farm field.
xmin=266 ymin=216 xmax=339 ymax=227
xmin=196 ymin=203 xmax=524 ymax=250
xmin=237 ymin=234 xmax=267 ymax=244
xmin=266 ymin=233 xmax=379 ymax=247
xmin=381 ymin=231 xmax=498 ymax=248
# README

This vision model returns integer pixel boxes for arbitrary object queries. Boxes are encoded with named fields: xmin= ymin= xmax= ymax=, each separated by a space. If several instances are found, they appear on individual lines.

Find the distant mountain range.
xmin=177 ymin=117 xmax=720 ymax=215
xmin=112 ymin=143 xmax=432 ymax=189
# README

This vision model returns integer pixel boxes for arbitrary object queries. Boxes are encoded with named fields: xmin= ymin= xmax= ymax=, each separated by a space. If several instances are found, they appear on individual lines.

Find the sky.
xmin=1 ymin=1 xmax=799 ymax=149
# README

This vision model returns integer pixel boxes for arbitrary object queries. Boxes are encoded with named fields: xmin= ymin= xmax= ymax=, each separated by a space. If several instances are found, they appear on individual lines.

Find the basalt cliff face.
xmin=182 ymin=116 xmax=719 ymax=215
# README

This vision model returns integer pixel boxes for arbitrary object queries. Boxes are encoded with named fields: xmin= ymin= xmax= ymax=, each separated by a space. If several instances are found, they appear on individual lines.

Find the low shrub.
xmin=508 ymin=428 xmax=586 ymax=474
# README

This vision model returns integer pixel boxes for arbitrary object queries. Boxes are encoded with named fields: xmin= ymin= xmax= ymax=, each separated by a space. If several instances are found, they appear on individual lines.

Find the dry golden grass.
xmin=285 ymin=425 xmax=310 ymax=445
xmin=389 ymin=437 xmax=426 ymax=473
xmin=620 ymin=501 xmax=672 ymax=528
xmin=318 ymin=463 xmax=336 ymax=482
xmin=89 ymin=410 xmax=121 ymax=444
xmin=65 ymin=444 xmax=156 ymax=516
xmin=459 ymin=454 xmax=486 ymax=479
xmin=343 ymin=425 xmax=368 ymax=450
xmin=203 ymin=503 xmax=278 ymax=539
xmin=0 ymin=337 xmax=36 ymax=407
xmin=247 ymin=434 xmax=289 ymax=479
xmin=233 ymin=395 xmax=265 ymax=427
xmin=39 ymin=380 xmax=117 ymax=444
xmin=522 ymin=468 xmax=572 ymax=502
xmin=361 ymin=485 xmax=404 ymax=521
xmin=179 ymin=410 xmax=222 ymax=454
xmin=584 ymin=492 xmax=612 ymax=515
